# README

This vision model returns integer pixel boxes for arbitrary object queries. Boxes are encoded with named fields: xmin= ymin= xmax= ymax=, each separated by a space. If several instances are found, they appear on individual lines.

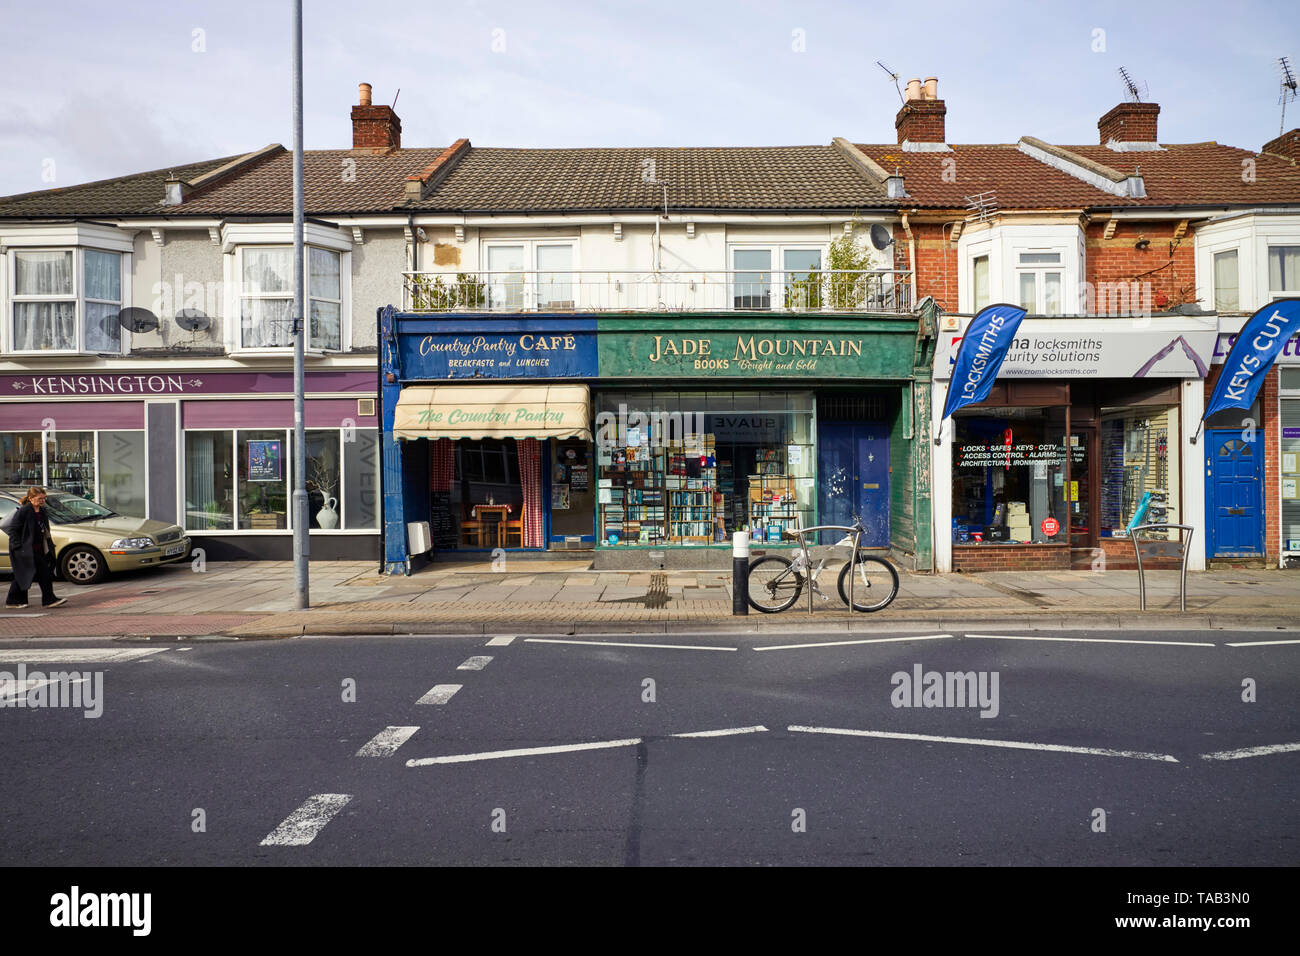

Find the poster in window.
xmin=1284 ymin=452 xmax=1298 ymax=475
xmin=570 ymin=465 xmax=589 ymax=491
xmin=1283 ymin=477 xmax=1298 ymax=500
xmin=553 ymin=462 xmax=567 ymax=483
xmin=248 ymin=440 xmax=282 ymax=482
xmin=552 ymin=484 xmax=571 ymax=510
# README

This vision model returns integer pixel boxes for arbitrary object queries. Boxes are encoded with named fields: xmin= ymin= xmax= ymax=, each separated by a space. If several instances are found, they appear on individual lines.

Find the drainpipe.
xmin=900 ymin=211 xmax=918 ymax=307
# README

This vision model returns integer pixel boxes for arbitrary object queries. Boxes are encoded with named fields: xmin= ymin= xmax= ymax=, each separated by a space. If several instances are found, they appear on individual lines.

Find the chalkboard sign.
xmin=430 ymin=492 xmax=457 ymax=550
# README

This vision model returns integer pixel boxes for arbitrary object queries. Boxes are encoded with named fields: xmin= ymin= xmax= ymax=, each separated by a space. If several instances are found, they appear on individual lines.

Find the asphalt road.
xmin=1 ymin=627 xmax=1296 ymax=866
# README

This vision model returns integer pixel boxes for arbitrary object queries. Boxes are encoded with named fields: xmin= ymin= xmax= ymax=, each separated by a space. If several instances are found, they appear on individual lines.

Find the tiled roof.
xmin=405 ymin=146 xmax=891 ymax=212
xmin=172 ymin=148 xmax=451 ymax=215
xmin=0 ymin=155 xmax=243 ymax=218
xmin=856 ymin=141 xmax=1300 ymax=210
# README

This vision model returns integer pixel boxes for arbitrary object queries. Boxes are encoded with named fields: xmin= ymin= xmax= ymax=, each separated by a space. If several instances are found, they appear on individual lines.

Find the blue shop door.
xmin=1206 ymin=430 xmax=1263 ymax=556
xmin=817 ymin=424 xmax=890 ymax=546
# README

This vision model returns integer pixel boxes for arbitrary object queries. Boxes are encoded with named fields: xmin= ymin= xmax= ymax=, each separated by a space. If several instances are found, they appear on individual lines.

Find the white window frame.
xmin=1211 ymin=248 xmax=1242 ymax=313
xmin=479 ymin=238 xmax=579 ymax=311
xmin=1015 ymin=250 xmax=1065 ymax=316
xmin=221 ymin=222 xmax=352 ymax=355
xmin=728 ymin=243 xmax=827 ymax=311
xmin=4 ymin=246 xmax=129 ymax=355
xmin=1266 ymin=243 xmax=1300 ymax=301
xmin=1195 ymin=214 xmax=1300 ymax=314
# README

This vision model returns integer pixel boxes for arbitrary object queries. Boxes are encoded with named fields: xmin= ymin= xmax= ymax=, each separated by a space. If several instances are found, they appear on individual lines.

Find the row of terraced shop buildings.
xmin=2 ymin=79 xmax=1300 ymax=574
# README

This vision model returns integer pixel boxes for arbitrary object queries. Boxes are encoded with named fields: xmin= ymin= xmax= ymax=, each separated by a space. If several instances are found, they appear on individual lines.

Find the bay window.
xmin=237 ymin=245 xmax=343 ymax=350
xmin=1213 ymin=249 xmax=1240 ymax=312
xmin=1269 ymin=245 xmax=1300 ymax=298
xmin=1016 ymin=252 xmax=1063 ymax=316
xmin=9 ymin=247 xmax=123 ymax=353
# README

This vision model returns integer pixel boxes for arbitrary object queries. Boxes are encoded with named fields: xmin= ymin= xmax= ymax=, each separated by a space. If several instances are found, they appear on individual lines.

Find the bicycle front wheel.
xmin=746 ymin=555 xmax=803 ymax=613
xmin=837 ymin=552 xmax=899 ymax=612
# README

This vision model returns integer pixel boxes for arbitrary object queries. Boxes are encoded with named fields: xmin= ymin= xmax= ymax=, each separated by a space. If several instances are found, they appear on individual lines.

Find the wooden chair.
xmin=503 ymin=503 xmax=524 ymax=548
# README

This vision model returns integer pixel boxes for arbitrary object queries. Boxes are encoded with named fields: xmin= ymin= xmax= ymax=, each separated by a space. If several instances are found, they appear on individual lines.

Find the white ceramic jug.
xmin=317 ymin=496 xmax=339 ymax=529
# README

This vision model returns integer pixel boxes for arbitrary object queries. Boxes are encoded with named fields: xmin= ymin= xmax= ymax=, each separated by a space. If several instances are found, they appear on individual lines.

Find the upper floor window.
xmin=972 ymin=255 xmax=990 ymax=312
xmin=483 ymin=241 xmax=575 ymax=310
xmin=1269 ymin=245 xmax=1300 ymax=298
xmin=238 ymin=245 xmax=342 ymax=350
xmin=9 ymin=248 xmax=122 ymax=353
xmin=731 ymin=245 xmax=824 ymax=310
xmin=1015 ymin=251 xmax=1062 ymax=316
xmin=1213 ymin=249 xmax=1240 ymax=312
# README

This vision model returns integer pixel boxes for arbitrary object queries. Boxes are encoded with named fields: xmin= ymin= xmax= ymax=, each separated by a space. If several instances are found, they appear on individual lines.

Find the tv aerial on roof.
xmin=876 ymin=61 xmax=904 ymax=104
xmin=1117 ymin=66 xmax=1148 ymax=103
xmin=117 ymin=307 xmax=159 ymax=333
xmin=1279 ymin=56 xmax=1298 ymax=135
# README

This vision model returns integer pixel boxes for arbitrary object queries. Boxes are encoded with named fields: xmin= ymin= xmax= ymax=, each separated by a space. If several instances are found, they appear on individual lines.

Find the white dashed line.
xmin=672 ymin=725 xmax=768 ymax=738
xmin=416 ymin=684 xmax=463 ymax=705
xmin=1200 ymin=742 xmax=1300 ymax=760
xmin=356 ymin=726 xmax=420 ymax=757
xmin=1225 ymin=639 xmax=1300 ymax=647
xmin=964 ymin=633 xmax=1215 ymax=648
xmin=524 ymin=638 xmax=737 ymax=652
xmin=486 ymin=635 xmax=516 ymax=646
xmin=756 ymin=634 xmax=954 ymax=651
xmin=457 ymin=656 xmax=493 ymax=671
xmin=0 ymin=648 xmax=168 ymax=663
xmin=407 ymin=737 xmax=642 ymax=766
xmin=259 ymin=794 xmax=353 ymax=846
xmin=787 ymin=725 xmax=1180 ymax=762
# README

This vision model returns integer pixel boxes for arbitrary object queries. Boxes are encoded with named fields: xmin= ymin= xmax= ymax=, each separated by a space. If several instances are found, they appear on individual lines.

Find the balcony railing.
xmin=402 ymin=269 xmax=914 ymax=314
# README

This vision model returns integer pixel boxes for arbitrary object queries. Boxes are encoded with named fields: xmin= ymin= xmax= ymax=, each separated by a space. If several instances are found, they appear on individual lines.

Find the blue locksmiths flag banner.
xmin=1204 ymin=298 xmax=1300 ymax=419
xmin=940 ymin=303 xmax=1029 ymax=423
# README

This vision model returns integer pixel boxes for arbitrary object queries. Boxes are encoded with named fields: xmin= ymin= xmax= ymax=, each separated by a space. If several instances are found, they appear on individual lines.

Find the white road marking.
xmin=259 ymin=794 xmax=353 ymax=846
xmin=671 ymin=725 xmax=768 ymax=738
xmin=964 ymin=633 xmax=1215 ymax=648
xmin=407 ymin=737 xmax=642 ymax=766
xmin=788 ymin=725 xmax=1180 ymax=763
xmin=416 ymin=684 xmax=463 ymax=705
xmin=756 ymin=634 xmax=954 ymax=652
xmin=486 ymin=636 xmax=516 ymax=646
xmin=457 ymin=656 xmax=493 ymax=671
xmin=1200 ymin=742 xmax=1300 ymax=761
xmin=0 ymin=648 xmax=168 ymax=663
xmin=524 ymin=638 xmax=737 ymax=652
xmin=356 ymin=726 xmax=420 ymax=757
xmin=1225 ymin=639 xmax=1300 ymax=647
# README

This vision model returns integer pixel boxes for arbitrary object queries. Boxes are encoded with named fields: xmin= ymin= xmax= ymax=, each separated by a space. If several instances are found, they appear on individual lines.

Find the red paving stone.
xmin=0 ymin=613 xmax=266 ymax=638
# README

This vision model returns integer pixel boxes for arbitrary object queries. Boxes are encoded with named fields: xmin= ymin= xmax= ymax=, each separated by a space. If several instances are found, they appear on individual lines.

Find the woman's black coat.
xmin=7 ymin=503 xmax=55 ymax=590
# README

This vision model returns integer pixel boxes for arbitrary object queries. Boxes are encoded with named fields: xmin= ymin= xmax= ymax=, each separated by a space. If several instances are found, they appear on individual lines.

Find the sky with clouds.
xmin=1 ymin=0 xmax=1297 ymax=197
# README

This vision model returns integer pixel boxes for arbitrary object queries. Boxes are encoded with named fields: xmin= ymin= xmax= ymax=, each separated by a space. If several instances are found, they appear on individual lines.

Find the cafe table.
xmin=469 ymin=503 xmax=512 ymax=547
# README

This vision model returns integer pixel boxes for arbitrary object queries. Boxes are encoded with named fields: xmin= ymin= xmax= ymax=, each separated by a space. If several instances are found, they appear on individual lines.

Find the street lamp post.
xmin=291 ymin=0 xmax=309 ymax=609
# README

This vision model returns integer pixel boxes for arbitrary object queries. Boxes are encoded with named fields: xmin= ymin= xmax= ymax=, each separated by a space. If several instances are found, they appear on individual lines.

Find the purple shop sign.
xmin=0 ymin=369 xmax=375 ymax=398
xmin=1284 ymin=427 xmax=1300 ymax=439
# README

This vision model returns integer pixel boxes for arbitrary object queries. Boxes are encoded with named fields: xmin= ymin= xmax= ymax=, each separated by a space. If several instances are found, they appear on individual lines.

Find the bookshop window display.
xmin=596 ymin=390 xmax=816 ymax=547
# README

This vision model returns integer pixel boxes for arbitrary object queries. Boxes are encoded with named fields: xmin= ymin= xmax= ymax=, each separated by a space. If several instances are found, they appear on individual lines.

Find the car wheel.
xmin=60 ymin=545 xmax=107 ymax=585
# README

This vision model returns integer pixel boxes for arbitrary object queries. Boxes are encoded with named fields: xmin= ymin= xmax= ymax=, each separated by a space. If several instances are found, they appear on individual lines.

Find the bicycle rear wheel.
xmin=747 ymin=555 xmax=803 ymax=613
xmin=837 ymin=552 xmax=899 ymax=612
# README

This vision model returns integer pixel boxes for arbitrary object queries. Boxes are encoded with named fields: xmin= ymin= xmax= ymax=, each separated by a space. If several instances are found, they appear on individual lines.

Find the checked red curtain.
xmin=518 ymin=437 xmax=544 ymax=548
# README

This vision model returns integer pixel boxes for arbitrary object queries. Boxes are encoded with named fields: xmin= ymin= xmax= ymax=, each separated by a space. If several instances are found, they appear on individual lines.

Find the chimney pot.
xmin=351 ymin=85 xmax=401 ymax=150
xmin=905 ymin=78 xmax=922 ymax=102
xmin=923 ymin=77 xmax=938 ymax=100
xmin=359 ymin=82 xmax=372 ymax=106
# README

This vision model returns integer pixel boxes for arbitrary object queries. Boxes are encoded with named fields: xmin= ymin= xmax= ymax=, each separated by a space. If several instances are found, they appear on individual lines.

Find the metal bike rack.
xmin=785 ymin=523 xmax=862 ymax=615
xmin=1129 ymin=523 xmax=1195 ymax=612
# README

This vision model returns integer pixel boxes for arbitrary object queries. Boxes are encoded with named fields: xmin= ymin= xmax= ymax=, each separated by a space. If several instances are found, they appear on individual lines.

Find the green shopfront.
xmin=379 ymin=306 xmax=933 ymax=572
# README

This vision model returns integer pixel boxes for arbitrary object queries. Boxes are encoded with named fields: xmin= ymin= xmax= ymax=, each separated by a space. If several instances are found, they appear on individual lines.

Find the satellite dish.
xmin=869 ymin=223 xmax=895 ymax=251
xmin=117 ymin=307 xmax=159 ymax=333
xmin=175 ymin=309 xmax=212 ymax=332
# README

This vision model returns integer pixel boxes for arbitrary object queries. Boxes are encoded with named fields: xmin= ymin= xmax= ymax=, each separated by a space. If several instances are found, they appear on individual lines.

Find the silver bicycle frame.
xmin=786 ymin=523 xmax=864 ymax=614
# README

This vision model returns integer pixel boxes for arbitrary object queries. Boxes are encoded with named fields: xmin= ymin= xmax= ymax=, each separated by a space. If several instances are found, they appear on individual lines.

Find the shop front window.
xmin=952 ymin=409 xmax=1069 ymax=545
xmin=237 ymin=430 xmax=289 ymax=530
xmin=596 ymin=390 xmax=815 ymax=546
xmin=44 ymin=431 xmax=95 ymax=499
xmin=1099 ymin=406 xmax=1180 ymax=538
xmin=185 ymin=431 xmax=235 ymax=530
xmin=1281 ymin=380 xmax=1300 ymax=554
xmin=1 ymin=432 xmax=46 ymax=486
xmin=305 ymin=430 xmax=342 ymax=529
xmin=98 ymin=431 xmax=146 ymax=515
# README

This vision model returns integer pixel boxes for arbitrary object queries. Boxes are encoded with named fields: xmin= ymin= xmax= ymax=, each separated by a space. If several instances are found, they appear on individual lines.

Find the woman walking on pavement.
xmin=4 ymin=486 xmax=67 ymax=609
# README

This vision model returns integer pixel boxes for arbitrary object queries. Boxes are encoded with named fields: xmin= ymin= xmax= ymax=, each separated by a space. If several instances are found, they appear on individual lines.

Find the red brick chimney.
xmin=1262 ymin=128 xmax=1300 ymax=164
xmin=895 ymin=77 xmax=945 ymax=145
xmin=351 ymin=82 xmax=402 ymax=150
xmin=1098 ymin=101 xmax=1160 ymax=144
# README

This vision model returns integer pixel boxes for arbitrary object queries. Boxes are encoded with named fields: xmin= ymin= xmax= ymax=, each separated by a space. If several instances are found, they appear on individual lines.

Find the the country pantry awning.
xmin=392 ymin=384 xmax=592 ymax=441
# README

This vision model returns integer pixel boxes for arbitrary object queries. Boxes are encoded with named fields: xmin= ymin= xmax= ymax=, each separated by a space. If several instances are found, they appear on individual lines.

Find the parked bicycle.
xmin=745 ymin=513 xmax=899 ymax=613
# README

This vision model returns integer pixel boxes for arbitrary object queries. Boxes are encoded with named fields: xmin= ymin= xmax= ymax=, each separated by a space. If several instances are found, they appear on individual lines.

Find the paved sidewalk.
xmin=0 ymin=558 xmax=1296 ymax=639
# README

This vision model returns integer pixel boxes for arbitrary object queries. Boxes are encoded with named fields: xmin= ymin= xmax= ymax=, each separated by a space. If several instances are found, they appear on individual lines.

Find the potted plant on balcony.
xmin=785 ymin=218 xmax=879 ymax=311
xmin=410 ymin=272 xmax=487 ymax=310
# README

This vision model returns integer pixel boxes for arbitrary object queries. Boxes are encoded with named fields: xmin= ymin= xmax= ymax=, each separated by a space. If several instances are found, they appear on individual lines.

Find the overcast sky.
xmin=1 ymin=0 xmax=1297 ymax=197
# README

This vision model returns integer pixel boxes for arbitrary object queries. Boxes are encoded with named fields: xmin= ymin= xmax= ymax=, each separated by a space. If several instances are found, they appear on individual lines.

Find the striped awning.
xmin=392 ymin=384 xmax=591 ymax=441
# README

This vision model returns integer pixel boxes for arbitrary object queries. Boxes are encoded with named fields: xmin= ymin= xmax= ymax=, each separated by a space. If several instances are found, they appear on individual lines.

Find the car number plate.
xmin=164 ymin=543 xmax=186 ymax=556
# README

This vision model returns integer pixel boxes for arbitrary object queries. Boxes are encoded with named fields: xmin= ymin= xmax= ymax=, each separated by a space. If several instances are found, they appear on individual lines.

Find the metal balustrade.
xmin=402 ymin=269 xmax=914 ymax=314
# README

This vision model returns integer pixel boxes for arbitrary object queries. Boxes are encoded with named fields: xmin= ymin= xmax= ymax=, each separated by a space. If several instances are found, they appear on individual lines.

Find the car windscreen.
xmin=42 ymin=494 xmax=116 ymax=523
